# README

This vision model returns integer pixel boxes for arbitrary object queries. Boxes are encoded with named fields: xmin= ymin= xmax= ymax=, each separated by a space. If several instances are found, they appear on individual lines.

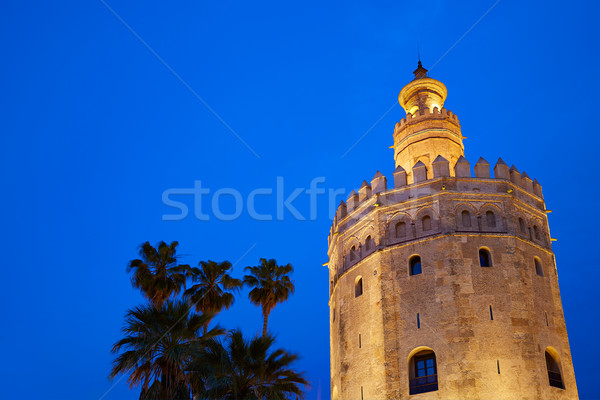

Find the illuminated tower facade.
xmin=327 ymin=62 xmax=578 ymax=399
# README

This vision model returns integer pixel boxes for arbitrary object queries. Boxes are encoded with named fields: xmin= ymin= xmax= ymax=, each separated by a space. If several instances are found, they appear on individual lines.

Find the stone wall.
xmin=328 ymin=160 xmax=578 ymax=399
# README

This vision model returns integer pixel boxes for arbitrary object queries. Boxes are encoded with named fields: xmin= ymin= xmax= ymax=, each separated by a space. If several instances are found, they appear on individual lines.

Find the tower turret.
xmin=394 ymin=62 xmax=464 ymax=183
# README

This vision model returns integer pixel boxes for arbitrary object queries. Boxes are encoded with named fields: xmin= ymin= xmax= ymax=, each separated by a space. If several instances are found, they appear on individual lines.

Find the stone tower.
xmin=327 ymin=62 xmax=578 ymax=399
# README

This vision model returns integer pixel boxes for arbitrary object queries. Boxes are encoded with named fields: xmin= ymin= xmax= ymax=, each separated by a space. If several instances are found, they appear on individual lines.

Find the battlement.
xmin=394 ymin=107 xmax=460 ymax=133
xmin=333 ymin=156 xmax=544 ymax=227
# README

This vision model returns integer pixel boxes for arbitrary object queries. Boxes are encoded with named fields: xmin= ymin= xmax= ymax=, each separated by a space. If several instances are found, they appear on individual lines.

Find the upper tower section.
xmin=398 ymin=61 xmax=447 ymax=114
xmin=394 ymin=62 xmax=464 ymax=183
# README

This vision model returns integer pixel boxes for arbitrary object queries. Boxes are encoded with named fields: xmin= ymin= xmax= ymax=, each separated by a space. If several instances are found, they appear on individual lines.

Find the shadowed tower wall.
xmin=327 ymin=63 xmax=578 ymax=400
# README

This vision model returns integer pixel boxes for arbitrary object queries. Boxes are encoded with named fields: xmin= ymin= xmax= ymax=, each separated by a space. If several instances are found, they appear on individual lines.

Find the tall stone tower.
xmin=327 ymin=62 xmax=578 ymax=399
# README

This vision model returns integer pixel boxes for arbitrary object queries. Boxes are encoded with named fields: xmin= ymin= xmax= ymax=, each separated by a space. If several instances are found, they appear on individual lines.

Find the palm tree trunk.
xmin=262 ymin=310 xmax=269 ymax=337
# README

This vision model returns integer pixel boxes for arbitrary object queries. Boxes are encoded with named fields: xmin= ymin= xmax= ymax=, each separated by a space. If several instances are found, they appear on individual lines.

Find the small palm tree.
xmin=243 ymin=258 xmax=295 ymax=337
xmin=128 ymin=241 xmax=191 ymax=309
xmin=184 ymin=260 xmax=242 ymax=334
xmin=109 ymin=300 xmax=224 ymax=400
xmin=188 ymin=329 xmax=308 ymax=400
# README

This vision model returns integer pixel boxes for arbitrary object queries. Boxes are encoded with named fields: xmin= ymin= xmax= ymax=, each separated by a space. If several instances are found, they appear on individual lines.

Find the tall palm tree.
xmin=243 ymin=258 xmax=295 ymax=337
xmin=188 ymin=329 xmax=308 ymax=400
xmin=128 ymin=241 xmax=190 ymax=309
xmin=184 ymin=260 xmax=242 ymax=334
xmin=109 ymin=300 xmax=224 ymax=400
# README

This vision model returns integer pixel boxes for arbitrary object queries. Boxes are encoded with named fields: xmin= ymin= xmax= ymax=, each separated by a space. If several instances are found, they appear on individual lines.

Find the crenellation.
xmin=413 ymin=161 xmax=428 ymax=183
xmin=358 ymin=180 xmax=372 ymax=202
xmin=347 ymin=190 xmax=358 ymax=212
xmin=474 ymin=157 xmax=490 ymax=178
xmin=533 ymin=179 xmax=543 ymax=198
xmin=340 ymin=156 xmax=545 ymax=228
xmin=371 ymin=171 xmax=387 ymax=194
xmin=521 ymin=172 xmax=534 ymax=193
xmin=432 ymin=155 xmax=450 ymax=178
xmin=454 ymin=155 xmax=470 ymax=178
xmin=395 ymin=106 xmax=461 ymax=133
xmin=336 ymin=200 xmax=347 ymax=221
xmin=393 ymin=165 xmax=407 ymax=188
xmin=494 ymin=158 xmax=510 ymax=180
xmin=510 ymin=165 xmax=522 ymax=186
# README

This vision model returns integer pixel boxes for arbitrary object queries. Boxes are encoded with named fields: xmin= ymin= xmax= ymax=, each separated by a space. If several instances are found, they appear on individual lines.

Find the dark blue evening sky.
xmin=1 ymin=1 xmax=599 ymax=399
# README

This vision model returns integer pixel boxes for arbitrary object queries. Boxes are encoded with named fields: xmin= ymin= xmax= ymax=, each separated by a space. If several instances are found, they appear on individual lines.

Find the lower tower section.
xmin=328 ymin=169 xmax=578 ymax=399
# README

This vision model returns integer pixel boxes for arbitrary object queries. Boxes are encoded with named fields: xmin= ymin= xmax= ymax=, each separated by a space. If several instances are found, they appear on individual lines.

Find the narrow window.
xmin=409 ymin=350 xmax=438 ymax=394
xmin=358 ymin=334 xmax=362 ymax=348
xmin=489 ymin=305 xmax=494 ymax=320
xmin=395 ymin=221 xmax=406 ymax=237
xmin=360 ymin=386 xmax=364 ymax=400
xmin=479 ymin=248 xmax=492 ymax=267
xmin=410 ymin=256 xmax=422 ymax=276
xmin=535 ymin=257 xmax=544 ymax=277
xmin=545 ymin=311 xmax=549 ymax=327
xmin=497 ymin=360 xmax=500 ymax=374
xmin=486 ymin=211 xmax=496 ymax=228
xmin=350 ymin=246 xmax=356 ymax=261
xmin=355 ymin=277 xmax=363 ymax=297
xmin=519 ymin=217 xmax=526 ymax=233
xmin=546 ymin=350 xmax=565 ymax=389
xmin=365 ymin=236 xmax=372 ymax=252
xmin=534 ymin=225 xmax=541 ymax=240
xmin=422 ymin=215 xmax=432 ymax=231
xmin=332 ymin=306 xmax=336 ymax=322
xmin=461 ymin=210 xmax=472 ymax=227
xmin=417 ymin=313 xmax=421 ymax=329
xmin=528 ymin=227 xmax=533 ymax=240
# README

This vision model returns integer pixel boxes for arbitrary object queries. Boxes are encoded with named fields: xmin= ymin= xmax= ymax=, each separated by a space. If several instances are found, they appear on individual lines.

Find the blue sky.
xmin=1 ymin=1 xmax=599 ymax=399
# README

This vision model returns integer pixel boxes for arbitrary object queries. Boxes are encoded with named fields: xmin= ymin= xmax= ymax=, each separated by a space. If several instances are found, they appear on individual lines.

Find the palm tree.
xmin=109 ymin=300 xmax=224 ymax=400
xmin=188 ymin=329 xmax=308 ymax=400
xmin=243 ymin=258 xmax=295 ymax=337
xmin=128 ymin=241 xmax=191 ymax=309
xmin=184 ymin=260 xmax=242 ymax=334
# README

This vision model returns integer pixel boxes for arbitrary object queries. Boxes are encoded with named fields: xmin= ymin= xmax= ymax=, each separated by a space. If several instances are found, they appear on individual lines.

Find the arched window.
xmin=355 ymin=277 xmax=363 ymax=297
xmin=349 ymin=246 xmax=356 ymax=261
xmin=519 ymin=218 xmax=526 ymax=233
xmin=422 ymin=215 xmax=432 ymax=231
xmin=461 ymin=210 xmax=472 ymax=227
xmin=409 ymin=349 xmax=438 ymax=394
xmin=486 ymin=211 xmax=496 ymax=228
xmin=410 ymin=256 xmax=422 ymax=276
xmin=535 ymin=257 xmax=544 ymax=277
xmin=534 ymin=225 xmax=541 ymax=240
xmin=395 ymin=221 xmax=406 ymax=238
xmin=545 ymin=349 xmax=564 ymax=389
xmin=365 ymin=235 xmax=373 ymax=252
xmin=479 ymin=248 xmax=492 ymax=267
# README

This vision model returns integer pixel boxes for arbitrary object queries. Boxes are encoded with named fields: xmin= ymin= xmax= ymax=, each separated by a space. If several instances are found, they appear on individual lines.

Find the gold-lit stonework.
xmin=327 ymin=64 xmax=578 ymax=399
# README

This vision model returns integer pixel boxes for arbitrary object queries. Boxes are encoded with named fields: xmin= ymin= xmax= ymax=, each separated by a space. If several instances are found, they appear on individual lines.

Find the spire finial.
xmin=413 ymin=59 xmax=428 ymax=80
